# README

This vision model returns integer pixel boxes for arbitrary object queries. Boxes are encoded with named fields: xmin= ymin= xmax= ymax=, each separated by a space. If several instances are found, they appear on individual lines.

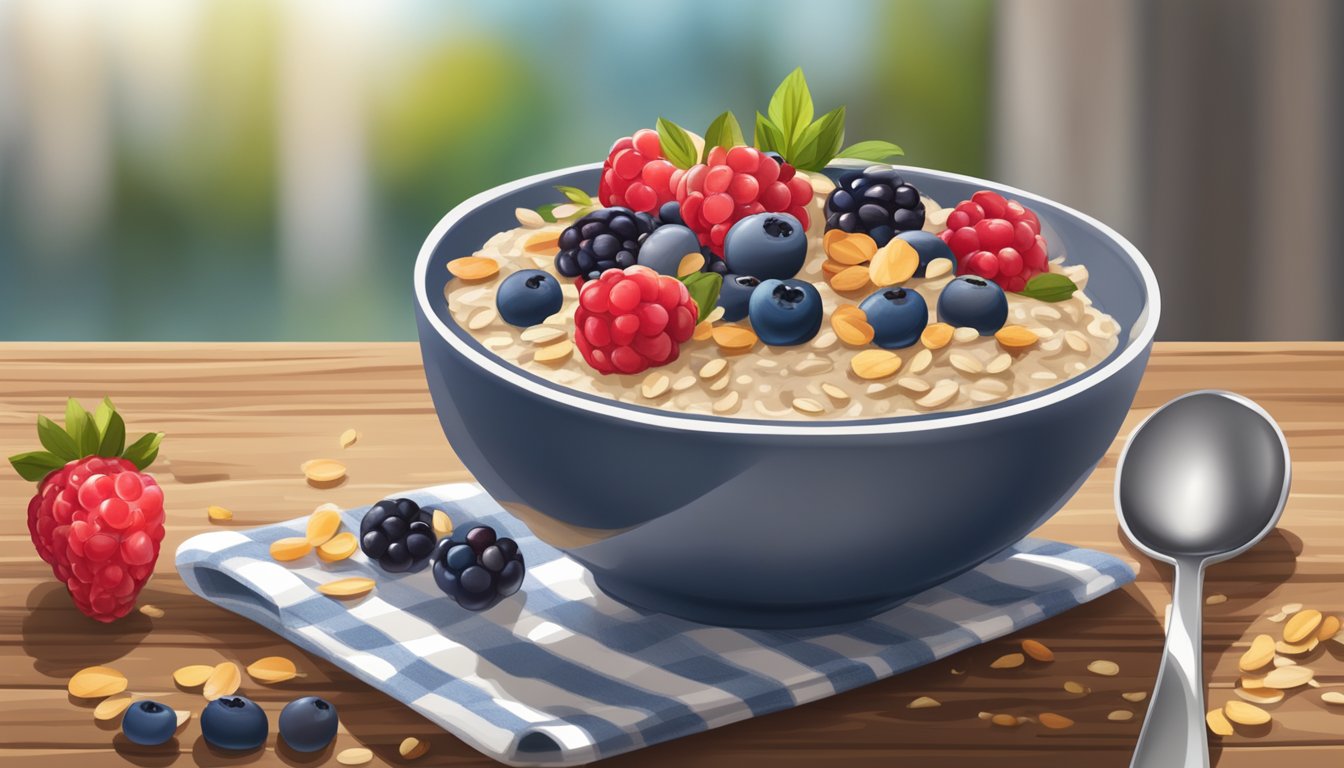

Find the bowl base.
xmin=591 ymin=572 xmax=906 ymax=629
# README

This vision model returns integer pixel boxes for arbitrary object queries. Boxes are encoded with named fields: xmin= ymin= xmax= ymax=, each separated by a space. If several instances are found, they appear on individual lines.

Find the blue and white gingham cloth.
xmin=176 ymin=483 xmax=1134 ymax=766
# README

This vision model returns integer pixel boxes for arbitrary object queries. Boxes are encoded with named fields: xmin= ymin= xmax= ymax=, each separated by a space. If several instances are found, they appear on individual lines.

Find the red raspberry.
xmin=938 ymin=190 xmax=1049 ymax=292
xmin=672 ymin=145 xmax=812 ymax=255
xmin=598 ymin=129 xmax=679 ymax=214
xmin=9 ymin=400 xmax=165 ymax=622
xmin=573 ymin=265 xmax=699 ymax=375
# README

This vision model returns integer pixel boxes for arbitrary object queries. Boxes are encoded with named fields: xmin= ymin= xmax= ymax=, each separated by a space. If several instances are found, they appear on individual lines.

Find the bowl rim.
xmin=415 ymin=162 xmax=1161 ymax=436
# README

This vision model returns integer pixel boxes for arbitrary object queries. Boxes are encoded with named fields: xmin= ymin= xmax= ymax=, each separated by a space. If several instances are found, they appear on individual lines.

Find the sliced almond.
xmin=792 ymin=398 xmax=825 ymax=415
xmin=1039 ymin=712 xmax=1074 ymax=729
xmin=704 ymin=305 xmax=726 ymax=324
xmin=829 ymin=265 xmax=871 ymax=292
xmin=1021 ymin=639 xmax=1054 ymax=662
xmin=1282 ymin=602 xmax=1304 ymax=613
xmin=1240 ymin=634 xmax=1276 ymax=671
xmin=1205 ymin=593 xmax=1228 ymax=605
xmin=692 ymin=320 xmax=714 ymax=340
xmin=207 ymin=505 xmax=234 ymax=522
xmin=93 ymin=692 xmax=134 ymax=721
xmin=1263 ymin=664 xmax=1313 ymax=689
xmin=822 ymin=228 xmax=849 ymax=253
xmin=1107 ymin=710 xmax=1133 ymax=722
xmin=641 ymin=372 xmax=671 ymax=399
xmin=820 ymin=383 xmax=850 ymax=403
xmin=173 ymin=664 xmax=215 ymax=688
xmin=850 ymin=349 xmax=902 ymax=380
xmin=301 ymin=459 xmax=347 ymax=484
xmin=677 ymin=252 xmax=706 ymax=277
xmin=68 ymin=666 xmax=128 ymax=699
xmin=827 ymin=233 xmax=877 ymax=265
xmin=318 ymin=532 xmax=357 ymax=562
xmin=1321 ymin=691 xmax=1344 ymax=705
xmin=522 ymin=231 xmax=561 ymax=254
xmin=948 ymin=351 xmax=984 ymax=375
xmin=1235 ymin=687 xmax=1283 ymax=704
xmin=991 ymin=714 xmax=1019 ymax=727
xmin=1316 ymin=614 xmax=1340 ymax=642
xmin=1223 ymin=700 xmax=1271 ymax=726
xmin=247 ymin=656 xmax=298 ymax=684
xmin=1064 ymin=680 xmax=1088 ymax=694
xmin=306 ymin=504 xmax=343 ymax=546
xmin=270 ymin=536 xmax=312 ymax=562
xmin=908 ymin=696 xmax=941 ymax=709
xmin=1088 ymin=660 xmax=1120 ymax=677
xmin=318 ymin=577 xmax=376 ymax=599
xmin=175 ymin=709 xmax=192 ymax=730
xmin=1267 ymin=611 xmax=1288 ymax=623
xmin=400 ymin=736 xmax=430 ymax=759
xmin=1240 ymin=672 xmax=1267 ymax=690
xmin=432 ymin=509 xmax=453 ymax=537
xmin=920 ymin=323 xmax=954 ymax=350
xmin=533 ymin=339 xmax=573 ymax=364
xmin=1121 ymin=691 xmax=1148 ymax=703
xmin=1276 ymin=637 xmax=1318 ymax=655
xmin=832 ymin=312 xmax=876 ymax=346
xmin=447 ymin=256 xmax=499 ymax=281
xmin=712 ymin=326 xmax=758 ymax=351
xmin=698 ymin=358 xmax=728 ymax=380
xmin=337 ymin=747 xmax=374 ymax=766
xmin=990 ymin=653 xmax=1025 ymax=669
xmin=203 ymin=661 xmax=241 ymax=700
xmin=869 ymin=239 xmax=920 ymax=286
xmin=909 ymin=348 xmax=933 ymax=374
xmin=952 ymin=326 xmax=980 ymax=343
xmin=924 ymin=257 xmax=954 ymax=279
xmin=339 ymin=429 xmax=359 ymax=448
xmin=897 ymin=377 xmax=931 ymax=395
xmin=1206 ymin=708 xmax=1234 ymax=736
xmin=551 ymin=203 xmax=582 ymax=220
xmin=1284 ymin=609 xmax=1323 ymax=643
xmin=515 ymin=207 xmax=544 ymax=228
xmin=1273 ymin=655 xmax=1295 ymax=667
xmin=822 ymin=259 xmax=848 ymax=277
xmin=995 ymin=325 xmax=1040 ymax=351
xmin=712 ymin=391 xmax=740 ymax=414
xmin=915 ymin=380 xmax=959 ymax=409
xmin=138 ymin=604 xmax=165 ymax=618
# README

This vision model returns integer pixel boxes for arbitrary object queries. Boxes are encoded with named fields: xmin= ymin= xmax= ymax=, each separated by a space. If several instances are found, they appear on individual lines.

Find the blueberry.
xmin=937 ymin=275 xmax=1008 ymax=334
xmin=278 ymin=696 xmax=338 ymax=753
xmin=121 ymin=700 xmax=177 ymax=746
xmin=635 ymin=224 xmax=701 ymax=276
xmin=496 ymin=270 xmax=562 ymax=327
xmin=201 ymin=695 xmax=268 ymax=751
xmin=896 ymin=231 xmax=957 ymax=277
xmin=723 ymin=213 xmax=807 ymax=281
xmin=748 ymin=279 xmax=823 ymax=346
xmin=658 ymin=201 xmax=683 ymax=226
xmin=360 ymin=530 xmax=388 ymax=559
xmin=860 ymin=287 xmax=928 ymax=349
xmin=716 ymin=274 xmax=760 ymax=322
xmin=465 ymin=526 xmax=496 ymax=555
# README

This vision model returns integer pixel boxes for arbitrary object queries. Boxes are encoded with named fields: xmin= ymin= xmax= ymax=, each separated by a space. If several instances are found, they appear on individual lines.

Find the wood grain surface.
xmin=1 ymin=342 xmax=1341 ymax=767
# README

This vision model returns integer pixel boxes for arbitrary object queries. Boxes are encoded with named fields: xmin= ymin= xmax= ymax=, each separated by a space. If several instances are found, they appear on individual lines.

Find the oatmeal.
xmin=443 ymin=170 xmax=1119 ymax=421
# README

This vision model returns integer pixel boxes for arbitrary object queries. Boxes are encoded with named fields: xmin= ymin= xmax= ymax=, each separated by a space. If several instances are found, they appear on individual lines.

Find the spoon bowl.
xmin=1116 ymin=390 xmax=1291 ymax=768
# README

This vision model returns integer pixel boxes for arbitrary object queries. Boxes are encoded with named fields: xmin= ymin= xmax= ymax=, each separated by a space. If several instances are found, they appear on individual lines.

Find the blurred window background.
xmin=0 ymin=0 xmax=1339 ymax=341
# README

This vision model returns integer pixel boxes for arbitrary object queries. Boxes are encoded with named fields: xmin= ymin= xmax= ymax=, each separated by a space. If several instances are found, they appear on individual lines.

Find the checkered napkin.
xmin=176 ymin=483 xmax=1134 ymax=767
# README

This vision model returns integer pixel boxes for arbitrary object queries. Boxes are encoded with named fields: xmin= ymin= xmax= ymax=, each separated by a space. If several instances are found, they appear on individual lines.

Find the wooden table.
xmin=2 ymin=343 xmax=1341 ymax=767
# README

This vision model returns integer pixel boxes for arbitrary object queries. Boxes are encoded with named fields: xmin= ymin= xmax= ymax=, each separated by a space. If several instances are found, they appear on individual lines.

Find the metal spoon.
xmin=1116 ymin=390 xmax=1291 ymax=768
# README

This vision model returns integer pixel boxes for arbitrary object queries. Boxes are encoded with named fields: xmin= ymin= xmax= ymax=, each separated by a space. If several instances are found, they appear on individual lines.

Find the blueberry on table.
xmin=747 ymin=279 xmax=823 ymax=346
xmin=635 ymin=224 xmax=701 ymax=276
xmin=278 ymin=696 xmax=338 ymax=753
xmin=937 ymin=275 xmax=1008 ymax=334
xmin=716 ymin=274 xmax=760 ymax=322
xmin=360 ymin=498 xmax=435 ymax=572
xmin=496 ymin=269 xmax=563 ymax=327
xmin=860 ymin=286 xmax=929 ymax=349
xmin=121 ymin=700 xmax=177 ymax=746
xmin=201 ymin=695 xmax=269 ymax=751
xmin=429 ymin=524 xmax=525 ymax=610
xmin=895 ymin=230 xmax=957 ymax=277
xmin=723 ymin=212 xmax=807 ymax=281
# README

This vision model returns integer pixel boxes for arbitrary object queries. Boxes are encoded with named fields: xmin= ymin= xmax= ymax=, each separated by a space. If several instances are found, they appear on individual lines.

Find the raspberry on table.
xmin=573 ymin=265 xmax=699 ymax=375
xmin=672 ymin=145 xmax=812 ymax=255
xmin=599 ymin=129 xmax=680 ymax=214
xmin=938 ymin=190 xmax=1048 ymax=292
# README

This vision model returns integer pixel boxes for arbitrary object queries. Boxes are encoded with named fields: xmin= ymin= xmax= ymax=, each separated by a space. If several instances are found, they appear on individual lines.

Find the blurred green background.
xmin=0 ymin=0 xmax=991 ymax=341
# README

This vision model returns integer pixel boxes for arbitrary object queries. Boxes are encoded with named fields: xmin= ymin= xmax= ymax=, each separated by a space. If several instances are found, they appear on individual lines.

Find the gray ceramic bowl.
xmin=414 ymin=163 xmax=1159 ymax=628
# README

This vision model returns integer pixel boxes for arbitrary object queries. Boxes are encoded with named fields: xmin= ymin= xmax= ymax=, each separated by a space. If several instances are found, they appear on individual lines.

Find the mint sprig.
xmin=656 ymin=117 xmax=698 ymax=170
xmin=701 ymin=111 xmax=745 ymax=162
xmin=753 ymin=68 xmax=905 ymax=171
xmin=555 ymin=185 xmax=593 ymax=207
xmin=679 ymin=272 xmax=722 ymax=322
xmin=1018 ymin=273 xmax=1079 ymax=302
xmin=7 ymin=397 xmax=163 ymax=483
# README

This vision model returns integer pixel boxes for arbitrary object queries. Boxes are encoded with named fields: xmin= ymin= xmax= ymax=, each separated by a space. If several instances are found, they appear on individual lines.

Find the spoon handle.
xmin=1130 ymin=560 xmax=1208 ymax=768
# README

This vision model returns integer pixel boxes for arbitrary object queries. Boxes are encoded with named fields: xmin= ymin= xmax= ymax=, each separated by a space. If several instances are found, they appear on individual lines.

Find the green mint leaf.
xmin=122 ymin=432 xmax=164 ymax=471
xmin=36 ymin=415 xmax=79 ymax=461
xmin=701 ymin=111 xmax=745 ymax=162
xmin=767 ymin=67 xmax=813 ymax=153
xmin=554 ymin=185 xmax=593 ymax=207
xmin=679 ymin=271 xmax=722 ymax=323
xmin=92 ymin=397 xmax=116 ymax=437
xmin=788 ymin=106 xmax=846 ymax=171
xmin=835 ymin=140 xmax=906 ymax=162
xmin=753 ymin=111 xmax=785 ymax=153
xmin=535 ymin=203 xmax=560 ymax=223
xmin=8 ymin=450 xmax=66 ymax=483
xmin=97 ymin=412 xmax=126 ymax=457
xmin=656 ymin=117 xmax=698 ymax=170
xmin=1018 ymin=273 xmax=1079 ymax=302
xmin=74 ymin=410 xmax=99 ymax=457
xmin=64 ymin=398 xmax=88 ymax=449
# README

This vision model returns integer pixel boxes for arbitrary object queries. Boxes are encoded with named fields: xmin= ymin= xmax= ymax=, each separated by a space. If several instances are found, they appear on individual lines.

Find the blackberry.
xmin=824 ymin=165 xmax=925 ymax=246
xmin=554 ymin=207 xmax=658 ymax=278
xmin=429 ymin=524 xmax=524 ymax=611
xmin=359 ymin=498 xmax=436 ymax=573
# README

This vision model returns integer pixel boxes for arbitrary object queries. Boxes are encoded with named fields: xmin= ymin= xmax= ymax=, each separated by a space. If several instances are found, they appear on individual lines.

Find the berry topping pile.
xmin=359 ymin=497 xmax=436 ymax=572
xmin=599 ymin=128 xmax=679 ymax=214
xmin=939 ymin=190 xmax=1048 ymax=292
xmin=674 ymin=145 xmax=813 ymax=254
xmin=554 ymin=207 xmax=659 ymax=278
xmin=7 ymin=398 xmax=165 ymax=622
xmin=574 ymin=265 xmax=699 ymax=374
xmin=430 ymin=524 xmax=525 ymax=611
xmin=824 ymin=166 xmax=925 ymax=246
